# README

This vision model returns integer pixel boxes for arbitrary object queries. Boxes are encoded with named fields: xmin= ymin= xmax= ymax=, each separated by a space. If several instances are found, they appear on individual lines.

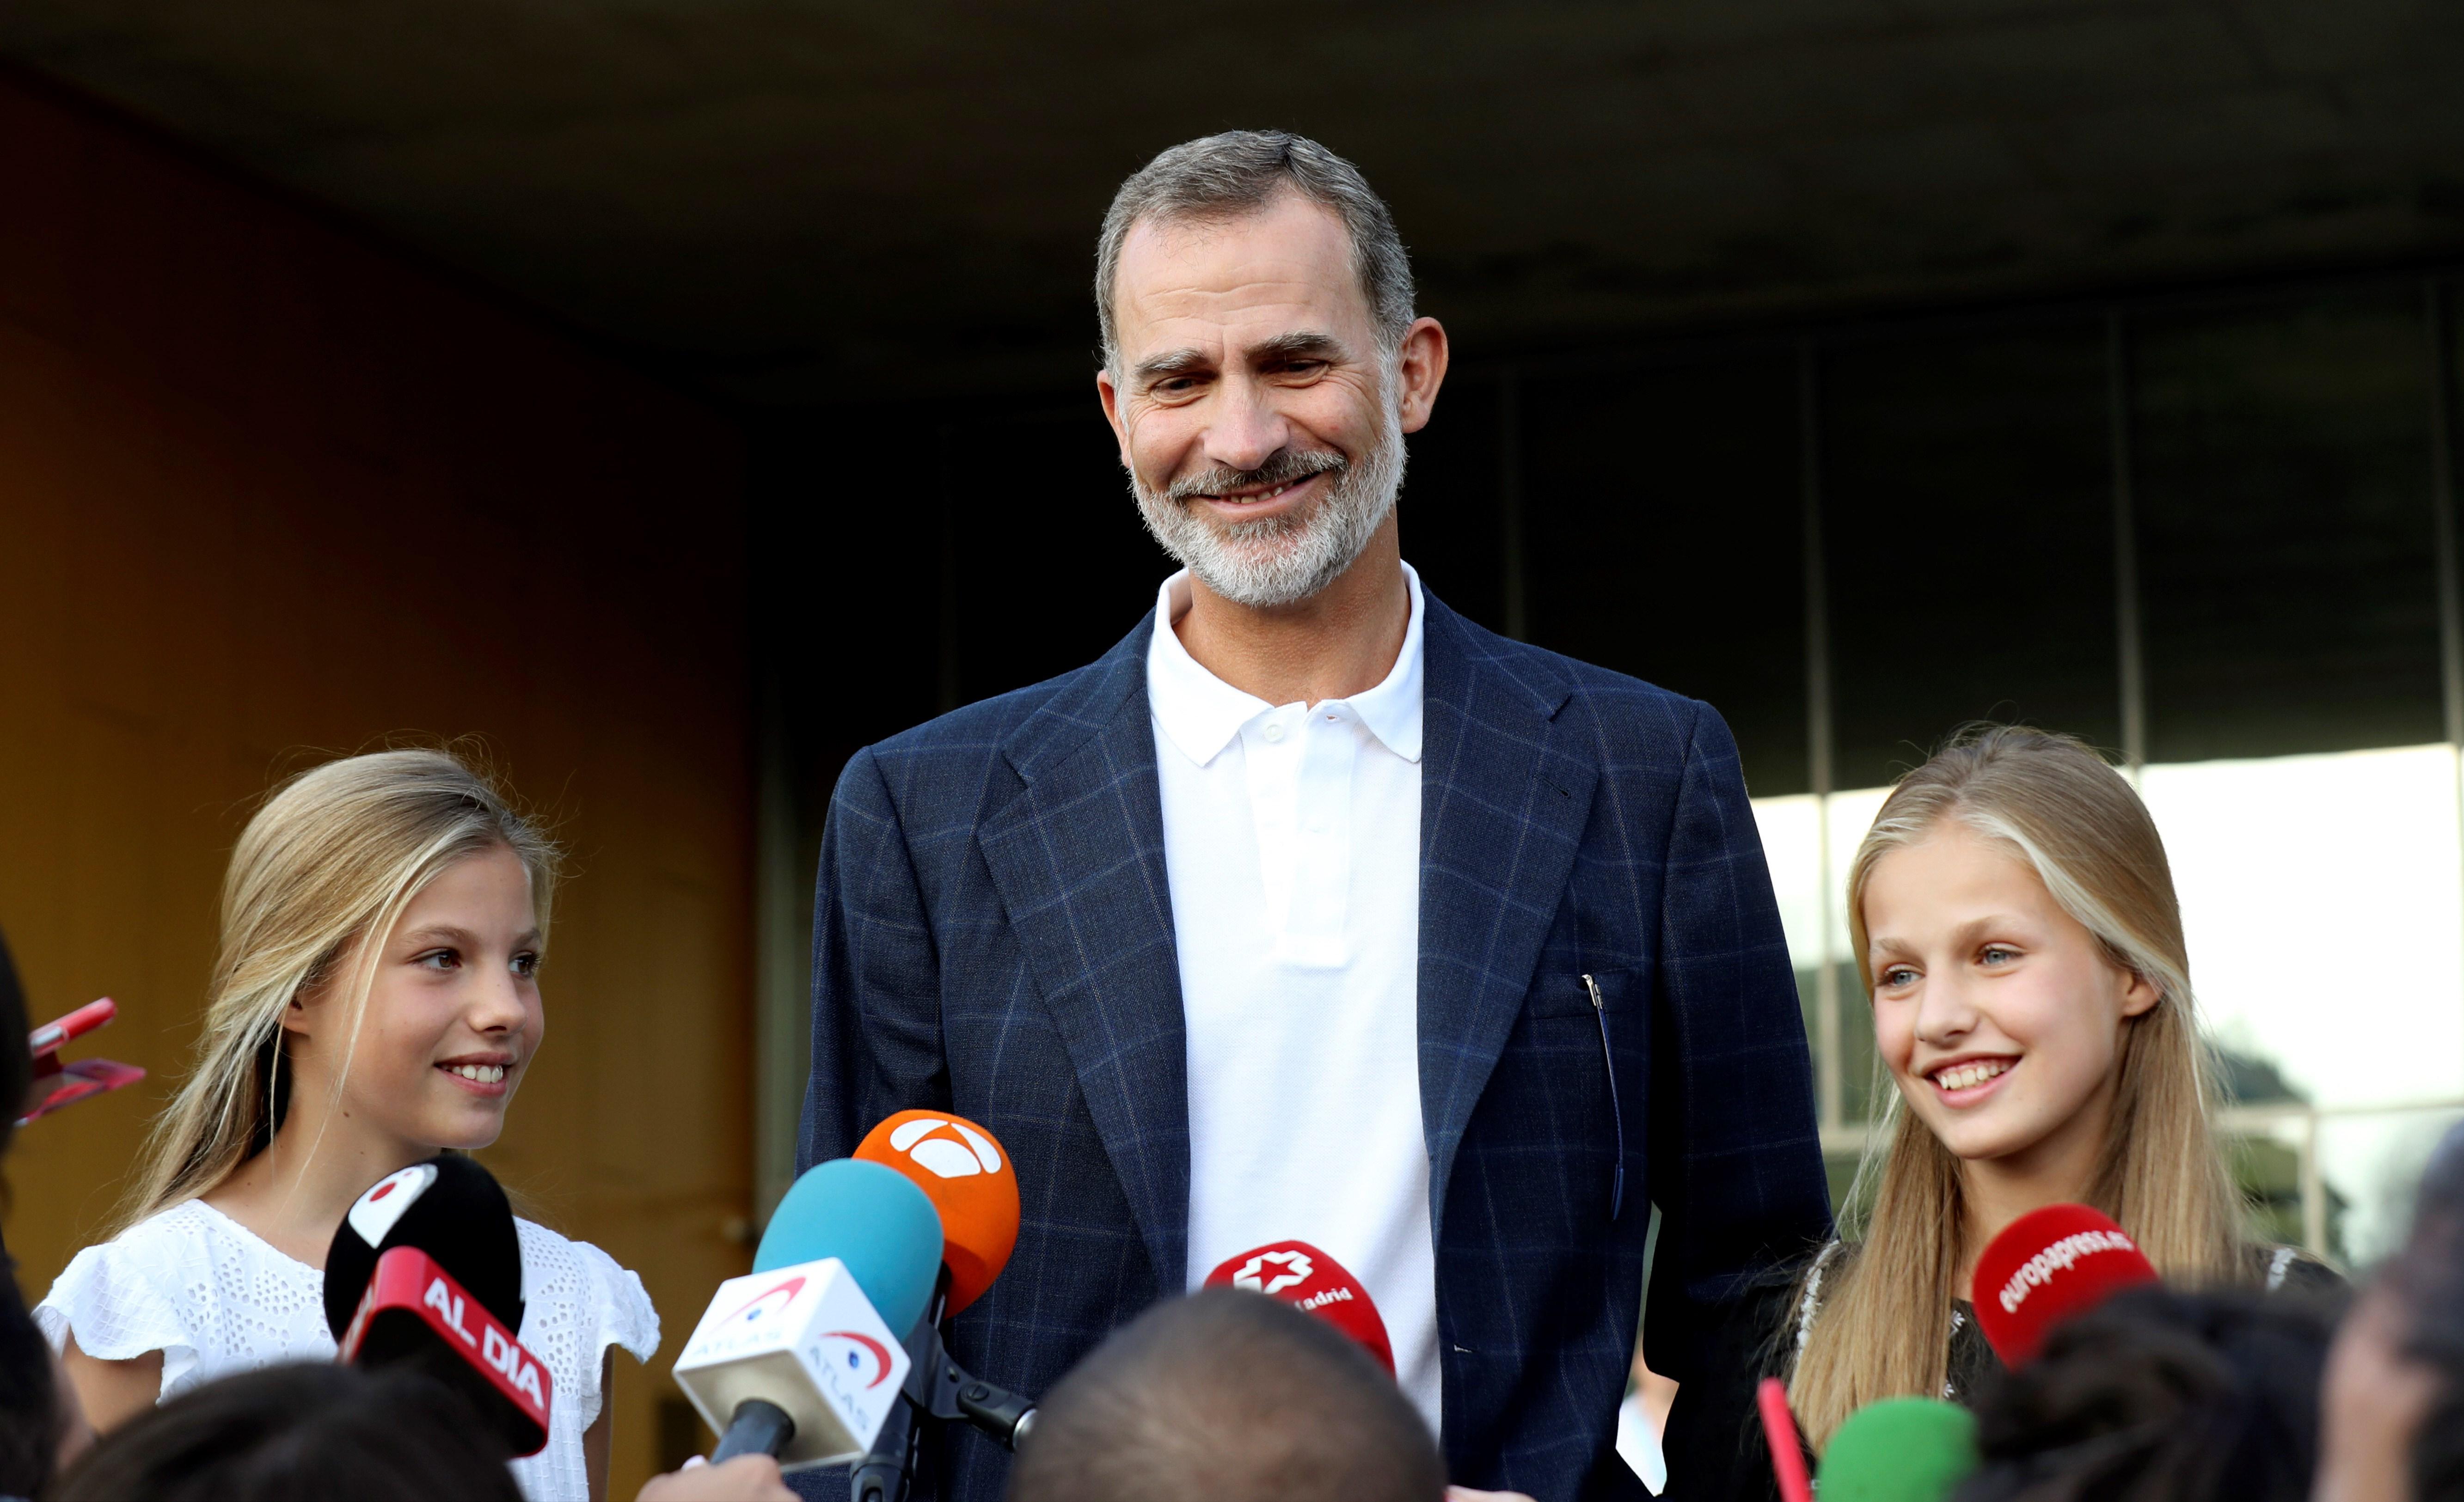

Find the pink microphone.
xmin=21 ymin=997 xmax=144 ymax=1126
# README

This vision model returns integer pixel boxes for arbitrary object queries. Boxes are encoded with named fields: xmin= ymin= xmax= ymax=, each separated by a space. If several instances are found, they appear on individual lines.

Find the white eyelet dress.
xmin=34 ymin=1200 xmax=659 ymax=1502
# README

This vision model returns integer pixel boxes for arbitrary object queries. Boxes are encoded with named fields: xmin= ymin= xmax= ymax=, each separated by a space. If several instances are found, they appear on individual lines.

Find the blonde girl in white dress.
xmin=35 ymin=749 xmax=657 ymax=1502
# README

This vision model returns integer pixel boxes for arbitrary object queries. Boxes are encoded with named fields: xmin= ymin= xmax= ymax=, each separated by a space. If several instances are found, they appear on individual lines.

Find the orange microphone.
xmin=854 ymin=1110 xmax=1021 ymax=1318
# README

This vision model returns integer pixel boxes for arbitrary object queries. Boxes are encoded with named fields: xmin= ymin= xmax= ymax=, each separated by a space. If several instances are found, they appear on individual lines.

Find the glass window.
xmin=1751 ymin=791 xmax=1826 ymax=1040
xmin=2147 ymin=743 xmax=2464 ymax=1264
xmin=1824 ymin=786 xmax=1894 ymax=1125
xmin=1522 ymin=355 xmax=1809 ymax=794
xmin=2315 ymin=1110 xmax=2464 ymax=1265
xmin=1822 ymin=320 xmax=2121 ymax=789
xmin=2132 ymin=290 xmax=2443 ymax=762
xmin=2142 ymin=745 xmax=2464 ymax=1112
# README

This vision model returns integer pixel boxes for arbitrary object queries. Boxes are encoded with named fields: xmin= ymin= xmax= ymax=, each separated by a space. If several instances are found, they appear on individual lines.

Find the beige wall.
xmin=0 ymin=67 xmax=754 ymax=1495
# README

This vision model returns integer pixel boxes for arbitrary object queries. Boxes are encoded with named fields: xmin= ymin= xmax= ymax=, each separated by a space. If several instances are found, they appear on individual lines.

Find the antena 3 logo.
xmin=887 ymin=1117 xmax=1003 ymax=1180
xmin=1233 ymin=1250 xmax=1314 ymax=1296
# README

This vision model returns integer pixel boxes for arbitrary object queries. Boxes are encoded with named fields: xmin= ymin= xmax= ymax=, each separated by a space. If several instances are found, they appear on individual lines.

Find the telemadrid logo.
xmin=1232 ymin=1250 xmax=1314 ymax=1296
xmin=887 ymin=1117 xmax=1003 ymax=1180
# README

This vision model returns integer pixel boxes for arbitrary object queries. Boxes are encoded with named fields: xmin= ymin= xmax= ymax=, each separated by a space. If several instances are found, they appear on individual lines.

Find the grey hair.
xmin=1095 ymin=130 xmax=1415 ymax=372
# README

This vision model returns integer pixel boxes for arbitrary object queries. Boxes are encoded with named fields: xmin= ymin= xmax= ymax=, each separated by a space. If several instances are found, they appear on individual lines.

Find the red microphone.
xmin=1203 ymin=1240 xmax=1394 ymax=1377
xmin=325 ymin=1159 xmax=551 ymax=1459
xmin=1969 ymin=1204 xmax=2159 ymax=1366
xmin=338 ymin=1245 xmax=552 ymax=1456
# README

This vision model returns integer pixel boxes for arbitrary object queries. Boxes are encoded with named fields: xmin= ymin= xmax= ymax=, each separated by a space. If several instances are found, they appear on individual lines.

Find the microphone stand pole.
xmin=848 ymin=1273 xmax=1041 ymax=1502
xmin=850 ymin=1280 xmax=945 ymax=1502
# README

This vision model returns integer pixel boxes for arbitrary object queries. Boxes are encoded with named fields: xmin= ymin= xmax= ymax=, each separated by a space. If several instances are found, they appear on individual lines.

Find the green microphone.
xmin=1814 ymin=1397 xmax=1979 ymax=1502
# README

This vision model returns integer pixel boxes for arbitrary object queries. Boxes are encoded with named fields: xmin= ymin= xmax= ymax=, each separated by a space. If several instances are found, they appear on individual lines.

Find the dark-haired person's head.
xmin=0 ymin=928 xmax=27 ymax=1162
xmin=50 ymin=1361 xmax=522 ymax=1502
xmin=0 ymin=925 xmax=64 ymax=1501
xmin=2321 ymin=1122 xmax=2464 ymax=1502
xmin=1953 ymin=1286 xmax=2330 ymax=1502
xmin=1005 ymin=1287 xmax=1444 ymax=1502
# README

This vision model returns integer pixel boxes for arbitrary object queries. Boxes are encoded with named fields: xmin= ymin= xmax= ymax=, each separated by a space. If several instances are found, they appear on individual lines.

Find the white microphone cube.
xmin=672 ymin=1257 xmax=912 ymax=1470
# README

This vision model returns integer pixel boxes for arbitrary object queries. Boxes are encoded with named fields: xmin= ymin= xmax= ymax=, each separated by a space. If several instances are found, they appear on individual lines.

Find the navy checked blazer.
xmin=798 ymin=589 xmax=1831 ymax=1501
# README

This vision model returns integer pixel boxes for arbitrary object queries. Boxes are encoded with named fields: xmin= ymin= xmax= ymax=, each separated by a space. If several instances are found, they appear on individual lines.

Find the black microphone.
xmin=324 ymin=1156 xmax=525 ymax=1339
xmin=325 ymin=1155 xmax=551 ymax=1457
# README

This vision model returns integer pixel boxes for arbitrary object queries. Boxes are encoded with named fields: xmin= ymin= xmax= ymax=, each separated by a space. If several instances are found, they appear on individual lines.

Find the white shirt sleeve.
xmin=575 ymin=1237 xmax=661 ymax=1372
xmin=511 ymin=1220 xmax=660 ymax=1431
xmin=34 ymin=1237 xmax=204 ymax=1398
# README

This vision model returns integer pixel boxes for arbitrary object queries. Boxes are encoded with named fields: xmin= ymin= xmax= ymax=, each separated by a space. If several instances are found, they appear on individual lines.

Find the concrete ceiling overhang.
xmin=6 ymin=1 xmax=2464 ymax=403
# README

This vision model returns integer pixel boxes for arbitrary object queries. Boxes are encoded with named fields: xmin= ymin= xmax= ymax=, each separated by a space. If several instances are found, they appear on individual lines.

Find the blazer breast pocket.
xmin=1519 ymin=967 xmax=1640 ymax=1220
xmin=1522 ymin=966 xmax=1642 ymax=1021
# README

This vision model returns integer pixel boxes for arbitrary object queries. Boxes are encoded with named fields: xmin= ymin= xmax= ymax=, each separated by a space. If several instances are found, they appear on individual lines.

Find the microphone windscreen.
xmin=340 ymin=1245 xmax=551 ymax=1457
xmin=1814 ymin=1398 xmax=1978 ymax=1502
xmin=755 ymin=1159 xmax=944 ymax=1337
xmin=854 ymin=1110 xmax=1020 ymax=1317
xmin=1203 ymin=1240 xmax=1394 ymax=1375
xmin=1969 ymin=1203 xmax=2158 ymax=1366
xmin=325 ymin=1155 xmax=525 ymax=1343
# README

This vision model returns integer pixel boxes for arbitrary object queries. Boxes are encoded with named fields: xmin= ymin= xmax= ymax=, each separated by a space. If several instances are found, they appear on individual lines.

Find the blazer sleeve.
xmin=1645 ymin=702 xmax=1832 ymax=1500
xmin=799 ymin=745 xmax=951 ymax=1172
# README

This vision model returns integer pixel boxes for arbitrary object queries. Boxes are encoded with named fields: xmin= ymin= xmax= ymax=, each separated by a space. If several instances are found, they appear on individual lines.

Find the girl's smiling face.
xmin=1863 ymin=820 xmax=2158 ymax=1178
xmin=288 ymin=843 xmax=544 ymax=1154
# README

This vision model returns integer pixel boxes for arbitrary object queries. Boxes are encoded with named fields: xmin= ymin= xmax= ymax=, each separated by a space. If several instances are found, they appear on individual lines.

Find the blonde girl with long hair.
xmin=34 ymin=750 xmax=658 ymax=1502
xmin=1783 ymin=726 xmax=2331 ymax=1455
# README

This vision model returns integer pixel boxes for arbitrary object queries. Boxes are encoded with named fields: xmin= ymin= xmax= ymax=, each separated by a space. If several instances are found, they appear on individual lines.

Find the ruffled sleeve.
xmin=33 ymin=1238 xmax=202 ymax=1398
xmin=510 ymin=1221 xmax=661 ymax=1432
xmin=576 ymin=1238 xmax=660 ymax=1369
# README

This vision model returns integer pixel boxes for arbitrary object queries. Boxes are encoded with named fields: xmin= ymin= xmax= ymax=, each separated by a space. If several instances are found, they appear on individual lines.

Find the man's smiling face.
xmin=1097 ymin=189 xmax=1418 ymax=609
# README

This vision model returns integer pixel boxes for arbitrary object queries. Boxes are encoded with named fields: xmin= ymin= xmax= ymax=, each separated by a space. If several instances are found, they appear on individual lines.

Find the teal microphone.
xmin=1815 ymin=1397 xmax=1979 ymax=1502
xmin=754 ymin=1157 xmax=944 ymax=1334
xmin=677 ymin=1157 xmax=946 ymax=1468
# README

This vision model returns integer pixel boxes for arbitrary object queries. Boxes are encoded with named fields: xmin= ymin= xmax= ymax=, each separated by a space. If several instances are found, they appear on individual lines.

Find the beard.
xmin=1129 ymin=398 xmax=1406 ymax=610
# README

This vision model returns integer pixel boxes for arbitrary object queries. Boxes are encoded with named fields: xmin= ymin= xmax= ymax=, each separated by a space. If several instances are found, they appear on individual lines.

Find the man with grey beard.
xmin=800 ymin=130 xmax=1828 ymax=1502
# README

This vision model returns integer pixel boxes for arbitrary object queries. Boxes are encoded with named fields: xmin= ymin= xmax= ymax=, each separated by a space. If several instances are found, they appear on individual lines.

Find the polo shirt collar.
xmin=1146 ymin=563 xmax=1426 ymax=767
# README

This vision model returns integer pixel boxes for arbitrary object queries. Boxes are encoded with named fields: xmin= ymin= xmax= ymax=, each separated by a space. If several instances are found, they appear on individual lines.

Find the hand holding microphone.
xmin=636 ymin=1454 xmax=798 ymax=1501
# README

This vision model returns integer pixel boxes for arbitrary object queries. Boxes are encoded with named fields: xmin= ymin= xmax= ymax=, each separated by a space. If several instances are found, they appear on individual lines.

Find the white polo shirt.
xmin=1147 ymin=563 xmax=1439 ymax=1431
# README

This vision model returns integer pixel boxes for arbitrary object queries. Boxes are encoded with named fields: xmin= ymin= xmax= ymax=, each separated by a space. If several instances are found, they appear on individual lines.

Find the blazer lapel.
xmin=976 ymin=614 xmax=1190 ymax=1290
xmin=1417 ymin=597 xmax=1599 ymax=1243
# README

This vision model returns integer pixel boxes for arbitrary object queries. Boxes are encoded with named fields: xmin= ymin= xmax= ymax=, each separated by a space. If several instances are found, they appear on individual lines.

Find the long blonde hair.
xmin=118 ymin=747 xmax=560 ymax=1232
xmin=1787 ymin=726 xmax=2244 ymax=1448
